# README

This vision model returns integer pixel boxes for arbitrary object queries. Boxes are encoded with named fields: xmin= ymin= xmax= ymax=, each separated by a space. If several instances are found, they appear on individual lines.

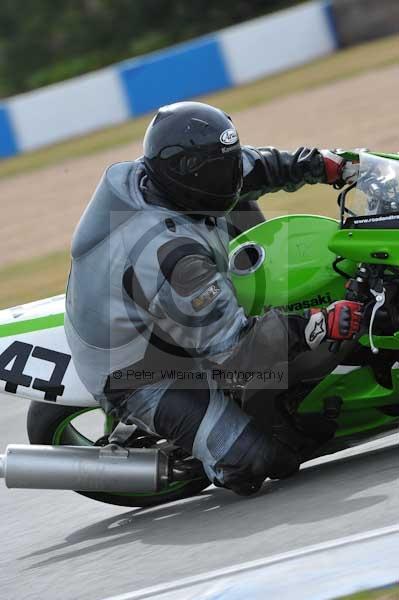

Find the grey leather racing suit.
xmin=65 ymin=145 xmax=327 ymax=489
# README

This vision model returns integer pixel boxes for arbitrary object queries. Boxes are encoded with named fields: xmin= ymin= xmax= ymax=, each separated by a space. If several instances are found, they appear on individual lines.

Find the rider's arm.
xmin=226 ymin=146 xmax=326 ymax=238
xmin=148 ymin=242 xmax=311 ymax=372
xmin=147 ymin=242 xmax=362 ymax=374
xmin=239 ymin=146 xmax=327 ymax=202
xmin=228 ymin=147 xmax=352 ymax=236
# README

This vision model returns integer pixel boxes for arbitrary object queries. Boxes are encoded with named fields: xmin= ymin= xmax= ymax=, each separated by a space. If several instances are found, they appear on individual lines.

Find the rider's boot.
xmin=270 ymin=405 xmax=338 ymax=476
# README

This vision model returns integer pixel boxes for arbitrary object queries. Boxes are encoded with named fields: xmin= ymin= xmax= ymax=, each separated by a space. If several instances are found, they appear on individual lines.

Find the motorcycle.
xmin=0 ymin=150 xmax=398 ymax=507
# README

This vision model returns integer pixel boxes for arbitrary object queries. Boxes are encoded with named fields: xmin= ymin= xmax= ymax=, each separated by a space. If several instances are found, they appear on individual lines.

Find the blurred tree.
xmin=0 ymin=0 xmax=305 ymax=97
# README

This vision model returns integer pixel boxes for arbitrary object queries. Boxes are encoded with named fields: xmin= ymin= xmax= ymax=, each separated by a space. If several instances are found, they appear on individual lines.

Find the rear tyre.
xmin=27 ymin=401 xmax=210 ymax=507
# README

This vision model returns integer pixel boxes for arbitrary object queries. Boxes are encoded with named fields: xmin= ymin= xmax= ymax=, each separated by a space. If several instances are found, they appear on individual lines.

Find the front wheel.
xmin=27 ymin=401 xmax=210 ymax=507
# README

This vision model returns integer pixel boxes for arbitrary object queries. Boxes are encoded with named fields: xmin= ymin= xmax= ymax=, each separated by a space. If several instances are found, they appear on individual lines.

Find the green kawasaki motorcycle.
xmin=0 ymin=150 xmax=398 ymax=507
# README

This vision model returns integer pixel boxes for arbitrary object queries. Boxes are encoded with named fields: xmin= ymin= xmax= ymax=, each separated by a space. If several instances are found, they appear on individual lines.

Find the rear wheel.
xmin=27 ymin=401 xmax=210 ymax=507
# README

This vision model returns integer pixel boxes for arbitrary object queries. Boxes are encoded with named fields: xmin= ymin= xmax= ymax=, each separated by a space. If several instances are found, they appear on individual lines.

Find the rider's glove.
xmin=320 ymin=150 xmax=359 ymax=187
xmin=304 ymin=300 xmax=363 ymax=350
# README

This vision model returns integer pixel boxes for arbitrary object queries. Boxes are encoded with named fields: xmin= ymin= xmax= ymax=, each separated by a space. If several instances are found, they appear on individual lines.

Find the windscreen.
xmin=346 ymin=152 xmax=399 ymax=218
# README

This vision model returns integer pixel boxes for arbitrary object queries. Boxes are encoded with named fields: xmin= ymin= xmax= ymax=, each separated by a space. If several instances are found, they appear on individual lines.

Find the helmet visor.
xmin=167 ymin=150 xmax=243 ymax=198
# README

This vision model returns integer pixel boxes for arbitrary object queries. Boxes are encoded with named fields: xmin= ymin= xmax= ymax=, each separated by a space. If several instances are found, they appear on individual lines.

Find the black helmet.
xmin=143 ymin=101 xmax=243 ymax=215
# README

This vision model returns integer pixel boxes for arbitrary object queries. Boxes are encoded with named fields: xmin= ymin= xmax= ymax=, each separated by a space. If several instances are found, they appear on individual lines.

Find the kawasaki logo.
xmin=274 ymin=292 xmax=332 ymax=312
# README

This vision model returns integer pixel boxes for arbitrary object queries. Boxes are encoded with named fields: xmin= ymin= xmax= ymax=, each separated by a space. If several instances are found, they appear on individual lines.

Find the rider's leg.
xmin=152 ymin=378 xmax=299 ymax=495
xmin=244 ymin=387 xmax=338 ymax=467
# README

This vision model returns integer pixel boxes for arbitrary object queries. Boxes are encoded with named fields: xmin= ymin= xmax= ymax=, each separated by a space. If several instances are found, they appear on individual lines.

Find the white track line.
xmin=101 ymin=524 xmax=399 ymax=600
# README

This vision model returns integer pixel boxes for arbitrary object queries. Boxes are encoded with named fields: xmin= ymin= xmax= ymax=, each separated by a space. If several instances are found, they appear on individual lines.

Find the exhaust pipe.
xmin=0 ymin=444 xmax=169 ymax=493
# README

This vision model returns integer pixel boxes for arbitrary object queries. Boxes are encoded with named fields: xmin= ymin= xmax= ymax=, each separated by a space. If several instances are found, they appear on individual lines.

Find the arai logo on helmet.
xmin=220 ymin=128 xmax=238 ymax=146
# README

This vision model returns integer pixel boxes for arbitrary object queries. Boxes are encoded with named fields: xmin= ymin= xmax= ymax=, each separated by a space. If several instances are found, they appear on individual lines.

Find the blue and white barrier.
xmin=0 ymin=104 xmax=18 ymax=158
xmin=8 ymin=68 xmax=129 ymax=153
xmin=0 ymin=0 xmax=338 ymax=158
xmin=118 ymin=36 xmax=232 ymax=117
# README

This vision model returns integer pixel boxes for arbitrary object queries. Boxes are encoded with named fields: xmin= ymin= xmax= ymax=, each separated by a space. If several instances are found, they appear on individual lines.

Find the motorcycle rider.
xmin=65 ymin=101 xmax=362 ymax=495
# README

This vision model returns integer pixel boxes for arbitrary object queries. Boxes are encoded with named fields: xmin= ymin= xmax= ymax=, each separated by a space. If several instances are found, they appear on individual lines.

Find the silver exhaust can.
xmin=0 ymin=444 xmax=169 ymax=493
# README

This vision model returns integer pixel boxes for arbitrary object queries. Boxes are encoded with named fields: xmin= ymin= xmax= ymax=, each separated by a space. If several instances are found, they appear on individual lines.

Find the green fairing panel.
xmin=0 ymin=313 xmax=64 ymax=338
xmin=299 ymin=366 xmax=399 ymax=437
xmin=337 ymin=150 xmax=399 ymax=162
xmin=360 ymin=331 xmax=399 ymax=350
xmin=370 ymin=151 xmax=399 ymax=161
xmin=229 ymin=215 xmax=356 ymax=316
xmin=229 ymin=214 xmax=398 ymax=438
xmin=329 ymin=229 xmax=399 ymax=267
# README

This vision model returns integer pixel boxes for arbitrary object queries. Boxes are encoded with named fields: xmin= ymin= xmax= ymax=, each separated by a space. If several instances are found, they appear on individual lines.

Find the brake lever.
xmin=368 ymin=287 xmax=386 ymax=354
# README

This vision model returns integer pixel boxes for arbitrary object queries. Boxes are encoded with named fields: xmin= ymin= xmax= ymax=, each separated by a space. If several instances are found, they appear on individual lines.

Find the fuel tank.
xmin=229 ymin=215 xmax=356 ymax=316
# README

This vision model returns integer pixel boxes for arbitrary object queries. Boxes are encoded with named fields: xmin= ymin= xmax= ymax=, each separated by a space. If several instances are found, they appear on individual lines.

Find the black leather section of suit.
xmin=227 ymin=199 xmax=265 ymax=239
xmin=241 ymin=146 xmax=326 ymax=195
xmin=213 ymin=420 xmax=273 ymax=487
xmin=157 ymin=238 xmax=212 ymax=291
xmin=153 ymin=379 xmax=210 ymax=451
xmin=166 ymin=254 xmax=218 ymax=296
xmin=220 ymin=309 xmax=309 ymax=376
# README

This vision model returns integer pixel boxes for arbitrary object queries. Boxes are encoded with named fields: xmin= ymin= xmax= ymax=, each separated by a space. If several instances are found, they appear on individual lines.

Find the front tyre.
xmin=27 ymin=401 xmax=210 ymax=507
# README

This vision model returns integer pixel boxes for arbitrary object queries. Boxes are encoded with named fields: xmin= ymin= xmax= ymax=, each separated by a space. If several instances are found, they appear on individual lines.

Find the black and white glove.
xmin=304 ymin=300 xmax=364 ymax=350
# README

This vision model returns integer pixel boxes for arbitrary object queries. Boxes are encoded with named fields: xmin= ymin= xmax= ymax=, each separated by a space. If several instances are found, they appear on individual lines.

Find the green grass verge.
xmin=0 ymin=250 xmax=70 ymax=309
xmin=338 ymin=584 xmax=399 ymax=599
xmin=0 ymin=34 xmax=398 ymax=180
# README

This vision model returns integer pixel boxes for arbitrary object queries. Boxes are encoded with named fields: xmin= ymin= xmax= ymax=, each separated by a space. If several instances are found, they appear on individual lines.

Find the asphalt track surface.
xmin=0 ymin=393 xmax=397 ymax=600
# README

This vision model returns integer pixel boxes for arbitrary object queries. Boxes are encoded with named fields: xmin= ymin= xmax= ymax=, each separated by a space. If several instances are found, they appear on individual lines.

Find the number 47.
xmin=0 ymin=341 xmax=71 ymax=402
